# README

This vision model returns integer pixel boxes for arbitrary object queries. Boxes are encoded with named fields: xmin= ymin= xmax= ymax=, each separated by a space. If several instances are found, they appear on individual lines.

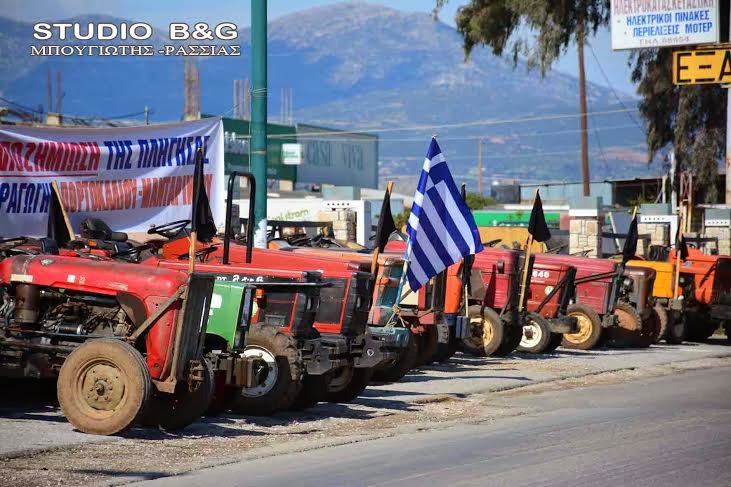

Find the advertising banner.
xmin=0 ymin=118 xmax=225 ymax=237
xmin=611 ymin=0 xmax=720 ymax=50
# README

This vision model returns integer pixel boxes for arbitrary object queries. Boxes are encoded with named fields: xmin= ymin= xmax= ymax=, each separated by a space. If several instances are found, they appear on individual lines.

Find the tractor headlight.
xmin=622 ymin=277 xmax=633 ymax=290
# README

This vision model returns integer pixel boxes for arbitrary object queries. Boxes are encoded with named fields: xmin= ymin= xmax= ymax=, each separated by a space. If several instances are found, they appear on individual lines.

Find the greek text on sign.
xmin=610 ymin=0 xmax=720 ymax=50
xmin=673 ymin=47 xmax=731 ymax=84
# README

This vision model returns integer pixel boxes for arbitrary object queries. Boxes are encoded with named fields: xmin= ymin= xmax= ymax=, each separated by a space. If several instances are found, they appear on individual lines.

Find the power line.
xmin=267 ymin=107 xmax=638 ymax=138
xmin=587 ymin=43 xmax=643 ymax=130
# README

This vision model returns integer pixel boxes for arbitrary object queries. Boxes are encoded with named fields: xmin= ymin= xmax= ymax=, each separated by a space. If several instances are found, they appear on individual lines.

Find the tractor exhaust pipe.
xmin=224 ymin=171 xmax=256 ymax=265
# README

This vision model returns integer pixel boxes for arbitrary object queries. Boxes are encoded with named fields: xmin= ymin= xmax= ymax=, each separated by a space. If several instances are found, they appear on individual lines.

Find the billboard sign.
xmin=611 ymin=0 xmax=720 ymax=50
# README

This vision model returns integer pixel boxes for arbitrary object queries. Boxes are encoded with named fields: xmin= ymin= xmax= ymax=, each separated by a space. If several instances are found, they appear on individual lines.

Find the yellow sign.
xmin=673 ymin=46 xmax=731 ymax=85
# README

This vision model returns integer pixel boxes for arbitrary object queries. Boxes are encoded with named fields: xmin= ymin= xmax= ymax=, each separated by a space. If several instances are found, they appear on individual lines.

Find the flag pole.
xmin=518 ymin=189 xmax=539 ymax=313
xmin=371 ymin=181 xmax=394 ymax=275
xmin=673 ymin=202 xmax=685 ymax=300
xmin=51 ymin=181 xmax=74 ymax=239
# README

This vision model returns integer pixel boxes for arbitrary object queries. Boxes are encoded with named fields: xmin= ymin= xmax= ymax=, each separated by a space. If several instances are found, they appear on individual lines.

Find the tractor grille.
xmin=289 ymin=271 xmax=322 ymax=338
xmin=175 ymin=273 xmax=215 ymax=381
xmin=341 ymin=271 xmax=372 ymax=337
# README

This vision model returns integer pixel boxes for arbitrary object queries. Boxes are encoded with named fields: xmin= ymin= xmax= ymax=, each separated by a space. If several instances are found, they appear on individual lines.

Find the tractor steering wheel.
xmin=147 ymin=220 xmax=191 ymax=239
xmin=176 ymin=245 xmax=217 ymax=262
xmin=110 ymin=243 xmax=155 ymax=261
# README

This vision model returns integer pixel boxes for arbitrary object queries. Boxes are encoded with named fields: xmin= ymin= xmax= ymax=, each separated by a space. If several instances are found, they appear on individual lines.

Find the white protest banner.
xmin=0 ymin=118 xmax=225 ymax=237
xmin=611 ymin=0 xmax=720 ymax=50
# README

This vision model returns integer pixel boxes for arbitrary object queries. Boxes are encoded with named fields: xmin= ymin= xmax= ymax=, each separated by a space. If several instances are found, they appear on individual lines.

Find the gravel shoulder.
xmin=1 ymin=339 xmax=729 ymax=486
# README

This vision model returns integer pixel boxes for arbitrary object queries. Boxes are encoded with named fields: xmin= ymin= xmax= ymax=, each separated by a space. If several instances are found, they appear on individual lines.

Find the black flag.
xmin=528 ymin=191 xmax=551 ymax=242
xmin=191 ymin=148 xmax=217 ymax=242
xmin=47 ymin=182 xmax=72 ymax=246
xmin=622 ymin=216 xmax=638 ymax=264
xmin=675 ymin=225 xmax=689 ymax=261
xmin=374 ymin=184 xmax=397 ymax=252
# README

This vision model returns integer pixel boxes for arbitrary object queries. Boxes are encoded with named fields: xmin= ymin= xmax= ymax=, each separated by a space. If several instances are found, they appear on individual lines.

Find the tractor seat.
xmin=80 ymin=218 xmax=128 ymax=242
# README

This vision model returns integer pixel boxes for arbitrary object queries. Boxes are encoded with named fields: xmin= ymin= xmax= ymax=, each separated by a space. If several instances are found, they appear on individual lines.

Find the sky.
xmin=3 ymin=0 xmax=637 ymax=94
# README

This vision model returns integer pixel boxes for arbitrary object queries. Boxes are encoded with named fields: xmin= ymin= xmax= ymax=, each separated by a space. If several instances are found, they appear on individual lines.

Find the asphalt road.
xmin=0 ymin=341 xmax=729 ymax=458
xmin=139 ymin=366 xmax=731 ymax=487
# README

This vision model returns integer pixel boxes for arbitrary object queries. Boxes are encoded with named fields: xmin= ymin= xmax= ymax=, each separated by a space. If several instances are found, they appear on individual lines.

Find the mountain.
xmin=0 ymin=2 xmax=657 ymax=190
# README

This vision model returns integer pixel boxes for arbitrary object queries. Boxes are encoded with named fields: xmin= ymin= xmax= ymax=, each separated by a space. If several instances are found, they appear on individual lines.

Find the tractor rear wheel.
xmin=415 ymin=325 xmax=440 ymax=366
xmin=290 ymin=371 xmax=333 ymax=411
xmin=666 ymin=311 xmax=685 ymax=344
xmin=371 ymin=331 xmax=418 ymax=383
xmin=461 ymin=305 xmax=505 ymax=357
xmin=233 ymin=325 xmax=301 ymax=416
xmin=562 ymin=304 xmax=603 ymax=350
xmin=58 ymin=339 xmax=151 ymax=436
xmin=146 ymin=358 xmax=215 ymax=432
xmin=517 ymin=313 xmax=553 ymax=354
xmin=654 ymin=305 xmax=671 ymax=344
xmin=326 ymin=365 xmax=373 ymax=403
xmin=684 ymin=310 xmax=716 ymax=342
xmin=494 ymin=322 xmax=523 ymax=356
xmin=609 ymin=302 xmax=643 ymax=348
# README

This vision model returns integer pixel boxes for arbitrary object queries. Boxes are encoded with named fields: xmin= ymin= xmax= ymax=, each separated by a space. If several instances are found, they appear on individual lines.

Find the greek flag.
xmin=405 ymin=138 xmax=483 ymax=291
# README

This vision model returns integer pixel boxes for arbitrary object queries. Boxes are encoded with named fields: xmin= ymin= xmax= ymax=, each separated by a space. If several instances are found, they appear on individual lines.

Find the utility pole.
xmin=144 ymin=106 xmax=150 ymax=125
xmin=577 ymin=18 xmax=590 ymax=197
xmin=251 ymin=0 xmax=268 ymax=248
xmin=670 ymin=150 xmax=678 ymax=213
xmin=47 ymin=69 xmax=52 ymax=114
xmin=477 ymin=137 xmax=484 ymax=195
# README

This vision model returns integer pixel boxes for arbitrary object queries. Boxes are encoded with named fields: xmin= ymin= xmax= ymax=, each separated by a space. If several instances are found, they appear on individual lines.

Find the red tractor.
xmin=66 ymin=173 xmax=389 ymax=411
xmin=666 ymin=247 xmax=731 ymax=342
xmin=0 ymin=239 xmax=262 ymax=435
xmin=535 ymin=253 xmax=658 ymax=348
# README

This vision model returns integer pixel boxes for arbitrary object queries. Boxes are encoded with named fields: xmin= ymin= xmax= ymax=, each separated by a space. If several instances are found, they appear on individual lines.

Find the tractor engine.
xmin=0 ymin=283 xmax=131 ymax=378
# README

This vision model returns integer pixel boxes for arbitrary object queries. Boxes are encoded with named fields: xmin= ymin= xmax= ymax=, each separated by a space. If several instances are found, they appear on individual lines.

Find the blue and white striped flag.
xmin=405 ymin=138 xmax=483 ymax=291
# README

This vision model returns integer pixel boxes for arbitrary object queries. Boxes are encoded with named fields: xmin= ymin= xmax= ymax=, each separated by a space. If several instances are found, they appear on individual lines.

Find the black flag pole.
xmin=621 ymin=206 xmax=639 ymax=265
xmin=49 ymin=181 xmax=74 ymax=244
xmin=673 ymin=202 xmax=687 ymax=300
xmin=519 ymin=190 xmax=536 ymax=312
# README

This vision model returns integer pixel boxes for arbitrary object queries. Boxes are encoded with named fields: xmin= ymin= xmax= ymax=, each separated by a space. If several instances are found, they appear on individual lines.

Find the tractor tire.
xmin=544 ymin=332 xmax=564 ymax=353
xmin=654 ymin=305 xmax=671 ymax=344
xmin=371 ymin=331 xmax=418 ymax=383
xmin=666 ymin=311 xmax=685 ymax=345
xmin=461 ymin=305 xmax=505 ymax=357
xmin=431 ymin=325 xmax=459 ymax=364
xmin=562 ymin=304 xmax=603 ymax=350
xmin=609 ymin=302 xmax=643 ymax=348
xmin=494 ymin=323 xmax=523 ymax=356
xmin=517 ymin=313 xmax=554 ymax=354
xmin=637 ymin=307 xmax=661 ymax=348
xmin=290 ymin=371 xmax=333 ymax=411
xmin=325 ymin=366 xmax=373 ymax=403
xmin=232 ymin=325 xmax=302 ymax=416
xmin=415 ymin=325 xmax=440 ymax=366
xmin=683 ymin=310 xmax=715 ymax=342
xmin=146 ymin=358 xmax=215 ymax=432
xmin=724 ymin=321 xmax=731 ymax=344
xmin=57 ymin=339 xmax=151 ymax=436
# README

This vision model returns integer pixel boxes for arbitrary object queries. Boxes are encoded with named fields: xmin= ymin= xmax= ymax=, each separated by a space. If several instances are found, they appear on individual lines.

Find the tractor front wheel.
xmin=517 ymin=313 xmax=554 ymax=354
xmin=290 ymin=371 xmax=333 ymax=411
xmin=371 ymin=331 xmax=418 ymax=383
xmin=146 ymin=358 xmax=215 ymax=432
xmin=233 ymin=325 xmax=301 ymax=416
xmin=326 ymin=365 xmax=373 ymax=403
xmin=415 ymin=325 xmax=440 ymax=366
xmin=58 ymin=339 xmax=151 ymax=436
xmin=654 ymin=305 xmax=671 ymax=344
xmin=666 ymin=311 xmax=685 ymax=344
xmin=461 ymin=305 xmax=505 ymax=357
xmin=609 ymin=302 xmax=643 ymax=348
xmin=562 ymin=304 xmax=603 ymax=350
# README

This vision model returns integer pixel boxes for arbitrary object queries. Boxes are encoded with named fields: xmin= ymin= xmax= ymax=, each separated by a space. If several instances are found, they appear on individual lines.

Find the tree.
xmin=465 ymin=192 xmax=496 ymax=210
xmin=435 ymin=0 xmax=611 ymax=197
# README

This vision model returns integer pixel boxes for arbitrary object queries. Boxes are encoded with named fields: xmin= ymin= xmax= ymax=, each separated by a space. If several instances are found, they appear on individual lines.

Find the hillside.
xmin=0 ymin=2 xmax=656 ymax=189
